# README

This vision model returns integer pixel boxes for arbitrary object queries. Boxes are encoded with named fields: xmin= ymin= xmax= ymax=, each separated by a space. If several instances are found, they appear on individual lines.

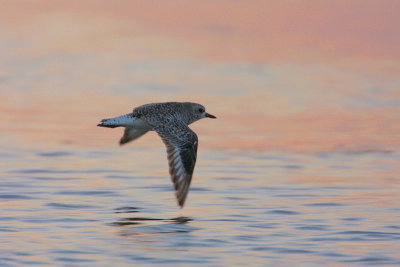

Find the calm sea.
xmin=1 ymin=1 xmax=400 ymax=265
xmin=1 ymin=144 xmax=400 ymax=266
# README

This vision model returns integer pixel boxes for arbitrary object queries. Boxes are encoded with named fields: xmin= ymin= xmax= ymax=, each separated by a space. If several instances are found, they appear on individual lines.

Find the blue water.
xmin=1 ymin=146 xmax=399 ymax=266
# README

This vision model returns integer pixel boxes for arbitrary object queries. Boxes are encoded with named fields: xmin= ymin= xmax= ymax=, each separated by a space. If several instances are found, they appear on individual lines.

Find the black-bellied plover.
xmin=98 ymin=102 xmax=216 ymax=207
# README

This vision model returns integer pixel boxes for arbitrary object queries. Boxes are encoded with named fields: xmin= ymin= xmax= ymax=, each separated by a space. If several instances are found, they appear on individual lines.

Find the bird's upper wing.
xmin=153 ymin=122 xmax=198 ymax=207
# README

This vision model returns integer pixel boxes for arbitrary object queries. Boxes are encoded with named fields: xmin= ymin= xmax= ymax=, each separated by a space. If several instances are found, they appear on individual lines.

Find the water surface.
xmin=1 ymin=146 xmax=400 ymax=266
xmin=1 ymin=1 xmax=400 ymax=266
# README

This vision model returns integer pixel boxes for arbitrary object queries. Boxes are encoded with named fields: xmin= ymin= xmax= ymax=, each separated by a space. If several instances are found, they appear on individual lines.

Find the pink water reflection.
xmin=1 ymin=1 xmax=399 ymax=153
xmin=1 ymin=3 xmax=400 ymax=265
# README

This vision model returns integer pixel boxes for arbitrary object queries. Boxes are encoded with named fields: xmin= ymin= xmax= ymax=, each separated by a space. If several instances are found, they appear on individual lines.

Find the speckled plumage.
xmin=98 ymin=102 xmax=216 ymax=207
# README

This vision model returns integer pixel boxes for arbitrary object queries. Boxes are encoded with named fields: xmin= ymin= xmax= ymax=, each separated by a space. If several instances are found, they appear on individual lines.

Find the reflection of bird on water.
xmin=98 ymin=102 xmax=216 ymax=208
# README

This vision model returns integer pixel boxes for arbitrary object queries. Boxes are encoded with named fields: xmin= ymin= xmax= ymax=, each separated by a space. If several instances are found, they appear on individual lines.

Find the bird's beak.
xmin=205 ymin=113 xmax=217 ymax=119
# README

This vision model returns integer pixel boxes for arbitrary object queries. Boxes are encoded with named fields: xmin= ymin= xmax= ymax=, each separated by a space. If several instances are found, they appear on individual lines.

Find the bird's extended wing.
xmin=119 ymin=127 xmax=149 ymax=145
xmin=153 ymin=122 xmax=198 ymax=207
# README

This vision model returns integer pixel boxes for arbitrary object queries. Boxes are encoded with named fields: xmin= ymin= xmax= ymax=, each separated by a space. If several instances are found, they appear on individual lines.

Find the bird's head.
xmin=184 ymin=102 xmax=216 ymax=124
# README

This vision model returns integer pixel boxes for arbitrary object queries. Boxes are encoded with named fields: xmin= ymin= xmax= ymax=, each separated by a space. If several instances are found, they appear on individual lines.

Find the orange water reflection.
xmin=1 ymin=3 xmax=400 ymax=263
xmin=1 ymin=4 xmax=400 ymax=153
xmin=1 ymin=1 xmax=399 ymax=153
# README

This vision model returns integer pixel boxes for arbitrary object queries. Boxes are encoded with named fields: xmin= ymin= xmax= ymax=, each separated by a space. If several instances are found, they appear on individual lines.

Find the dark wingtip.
xmin=177 ymin=195 xmax=185 ymax=208
xmin=119 ymin=138 xmax=127 ymax=146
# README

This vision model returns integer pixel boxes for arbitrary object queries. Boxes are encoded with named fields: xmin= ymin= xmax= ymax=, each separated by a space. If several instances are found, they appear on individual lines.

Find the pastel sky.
xmin=1 ymin=1 xmax=399 ymax=153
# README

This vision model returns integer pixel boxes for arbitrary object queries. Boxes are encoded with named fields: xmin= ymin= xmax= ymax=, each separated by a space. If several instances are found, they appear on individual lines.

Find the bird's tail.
xmin=97 ymin=113 xmax=136 ymax=128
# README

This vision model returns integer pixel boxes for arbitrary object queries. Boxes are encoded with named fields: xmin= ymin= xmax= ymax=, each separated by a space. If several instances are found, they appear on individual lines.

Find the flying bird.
xmin=97 ymin=102 xmax=216 ymax=207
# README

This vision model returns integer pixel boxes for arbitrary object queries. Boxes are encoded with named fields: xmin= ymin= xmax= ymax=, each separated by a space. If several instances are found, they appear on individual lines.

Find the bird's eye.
xmin=198 ymin=108 xmax=204 ymax=113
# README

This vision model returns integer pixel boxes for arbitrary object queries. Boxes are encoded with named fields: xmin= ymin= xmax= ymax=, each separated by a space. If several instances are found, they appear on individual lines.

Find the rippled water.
xmin=2 ymin=1 xmax=400 ymax=265
xmin=1 ymin=146 xmax=399 ymax=266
